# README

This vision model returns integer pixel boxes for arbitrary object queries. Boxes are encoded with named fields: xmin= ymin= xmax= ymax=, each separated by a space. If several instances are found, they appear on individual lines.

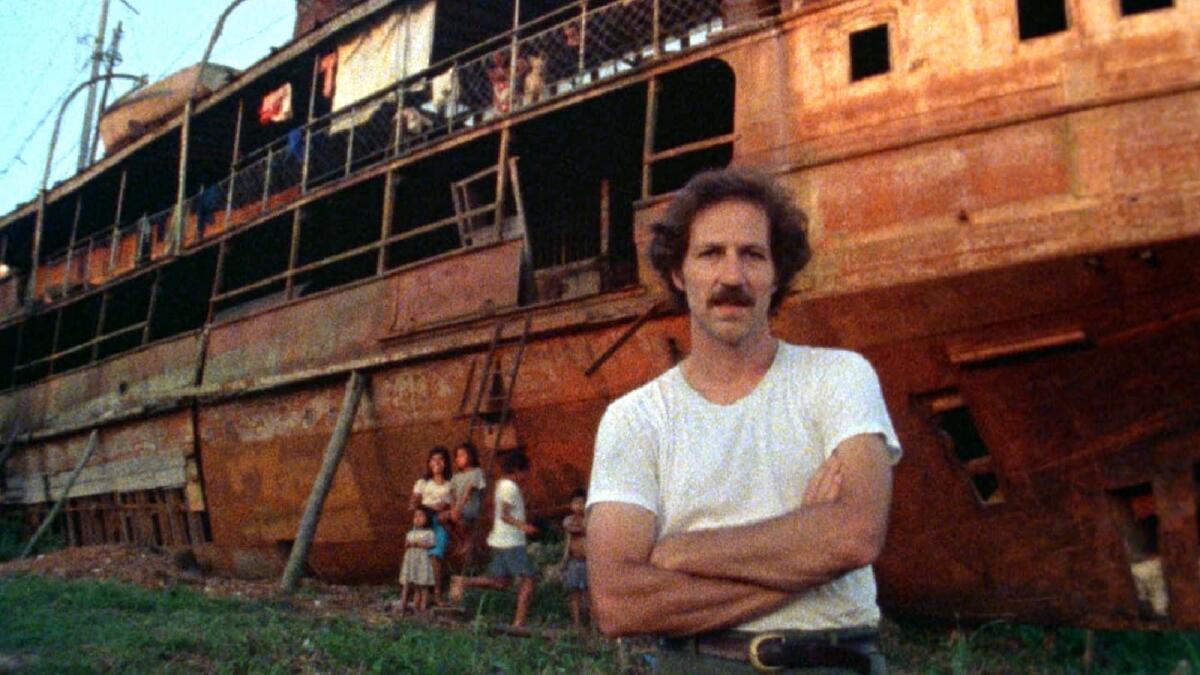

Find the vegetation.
xmin=0 ymin=575 xmax=616 ymax=674
xmin=0 ymin=510 xmax=60 ymax=563
xmin=2 ymin=572 xmax=1198 ymax=674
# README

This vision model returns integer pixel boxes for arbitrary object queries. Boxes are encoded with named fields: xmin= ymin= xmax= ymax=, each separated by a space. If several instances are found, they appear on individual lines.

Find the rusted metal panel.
xmin=386 ymin=239 xmax=524 ymax=336
xmin=203 ymin=239 xmax=524 ymax=386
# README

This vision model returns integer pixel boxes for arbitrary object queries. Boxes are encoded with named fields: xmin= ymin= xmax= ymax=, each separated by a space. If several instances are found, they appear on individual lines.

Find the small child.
xmin=449 ymin=442 xmax=486 ymax=560
xmin=397 ymin=507 xmax=436 ymax=615
xmin=561 ymin=488 xmax=589 ymax=629
xmin=449 ymin=451 xmax=538 ymax=628
xmin=410 ymin=446 xmax=453 ymax=603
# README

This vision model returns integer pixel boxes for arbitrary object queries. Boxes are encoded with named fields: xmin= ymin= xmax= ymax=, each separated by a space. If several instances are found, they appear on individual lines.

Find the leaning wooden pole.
xmin=0 ymin=424 xmax=24 ymax=470
xmin=20 ymin=430 xmax=100 ymax=559
xmin=280 ymin=371 xmax=367 ymax=593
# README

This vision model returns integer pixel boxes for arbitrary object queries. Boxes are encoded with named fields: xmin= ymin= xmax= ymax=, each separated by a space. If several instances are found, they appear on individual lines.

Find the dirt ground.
xmin=0 ymin=544 xmax=411 ymax=627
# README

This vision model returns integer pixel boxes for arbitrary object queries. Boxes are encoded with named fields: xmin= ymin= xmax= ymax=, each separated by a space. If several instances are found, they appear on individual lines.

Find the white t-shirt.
xmin=588 ymin=343 xmax=901 ymax=632
xmin=487 ymin=477 xmax=527 ymax=548
xmin=412 ymin=478 xmax=452 ymax=509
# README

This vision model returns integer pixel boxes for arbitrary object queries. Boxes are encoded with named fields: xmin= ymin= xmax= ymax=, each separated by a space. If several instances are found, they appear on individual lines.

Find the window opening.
xmin=294 ymin=178 xmax=383 ymax=298
xmin=1016 ymin=0 xmax=1068 ymax=40
xmin=52 ymin=294 xmax=103 ymax=374
xmin=148 ymin=249 xmax=218 ymax=341
xmin=648 ymin=59 xmax=734 ymax=196
xmin=512 ymin=82 xmax=645 ymax=300
xmin=1108 ymin=482 xmax=1167 ymax=618
xmin=1120 ymin=0 xmax=1173 ymax=15
xmin=849 ymin=24 xmax=891 ymax=81
xmin=87 ymin=274 xmax=151 ymax=361
xmin=386 ymin=136 xmax=501 ymax=270
xmin=926 ymin=394 xmax=1005 ymax=505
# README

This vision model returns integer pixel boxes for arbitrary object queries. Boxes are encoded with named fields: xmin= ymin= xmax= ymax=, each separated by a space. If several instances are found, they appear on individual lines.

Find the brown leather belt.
xmin=662 ymin=626 xmax=879 ymax=673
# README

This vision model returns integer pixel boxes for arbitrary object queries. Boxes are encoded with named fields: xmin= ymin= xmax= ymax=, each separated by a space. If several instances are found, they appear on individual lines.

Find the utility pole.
xmin=77 ymin=0 xmax=112 ymax=171
xmin=88 ymin=20 xmax=124 ymax=165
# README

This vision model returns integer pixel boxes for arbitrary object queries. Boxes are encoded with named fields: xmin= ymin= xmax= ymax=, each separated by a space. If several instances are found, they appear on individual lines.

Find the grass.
xmin=0 ymin=575 xmax=616 ymax=674
xmin=0 ymin=510 xmax=61 ymax=563
xmin=883 ymin=617 xmax=1200 ymax=674
xmin=3 ymin=573 xmax=1199 ymax=674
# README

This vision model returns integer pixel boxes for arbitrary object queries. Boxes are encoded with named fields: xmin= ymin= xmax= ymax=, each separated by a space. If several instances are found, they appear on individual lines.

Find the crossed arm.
xmin=587 ymin=433 xmax=894 ymax=637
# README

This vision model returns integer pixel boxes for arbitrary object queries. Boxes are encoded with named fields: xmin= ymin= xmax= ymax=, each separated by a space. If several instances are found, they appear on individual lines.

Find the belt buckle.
xmin=748 ymin=632 xmax=785 ymax=673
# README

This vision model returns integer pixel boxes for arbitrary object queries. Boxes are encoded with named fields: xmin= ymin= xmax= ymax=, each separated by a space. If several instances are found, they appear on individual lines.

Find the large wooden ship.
xmin=1 ymin=0 xmax=1198 ymax=631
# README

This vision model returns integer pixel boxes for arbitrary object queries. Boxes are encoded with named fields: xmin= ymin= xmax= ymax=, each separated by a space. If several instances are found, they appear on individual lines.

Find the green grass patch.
xmin=884 ymin=617 xmax=1200 ymax=674
xmin=0 ymin=575 xmax=615 ymax=674
xmin=2 ymin=573 xmax=1199 ymax=673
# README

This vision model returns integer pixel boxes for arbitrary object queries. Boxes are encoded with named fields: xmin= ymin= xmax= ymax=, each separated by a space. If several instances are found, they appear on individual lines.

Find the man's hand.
xmin=802 ymin=453 xmax=844 ymax=507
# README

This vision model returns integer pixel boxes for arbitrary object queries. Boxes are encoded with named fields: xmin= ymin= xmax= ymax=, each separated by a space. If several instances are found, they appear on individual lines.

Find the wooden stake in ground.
xmin=21 ymin=429 xmax=100 ymax=559
xmin=280 ymin=371 xmax=367 ymax=593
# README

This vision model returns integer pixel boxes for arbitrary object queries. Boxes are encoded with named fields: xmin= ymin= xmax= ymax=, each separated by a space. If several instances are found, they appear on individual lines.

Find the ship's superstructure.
xmin=1 ymin=0 xmax=1198 ymax=630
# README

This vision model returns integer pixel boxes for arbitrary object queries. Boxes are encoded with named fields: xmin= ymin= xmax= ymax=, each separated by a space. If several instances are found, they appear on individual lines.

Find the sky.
xmin=0 ymin=0 xmax=297 ymax=217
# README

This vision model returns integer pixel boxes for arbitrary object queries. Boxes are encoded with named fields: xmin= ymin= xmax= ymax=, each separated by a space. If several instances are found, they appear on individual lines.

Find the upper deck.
xmin=0 ymin=0 xmax=1196 ymax=397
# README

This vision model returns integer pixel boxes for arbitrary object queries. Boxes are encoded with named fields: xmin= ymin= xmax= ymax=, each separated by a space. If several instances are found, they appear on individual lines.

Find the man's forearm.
xmin=591 ymin=557 xmax=790 ymax=637
xmin=652 ymin=439 xmax=893 ymax=592
xmin=651 ymin=502 xmax=864 ymax=592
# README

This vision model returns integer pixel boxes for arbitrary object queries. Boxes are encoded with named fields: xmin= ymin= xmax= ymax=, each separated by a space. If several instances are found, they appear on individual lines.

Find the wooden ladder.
xmin=465 ymin=315 xmax=532 ymax=463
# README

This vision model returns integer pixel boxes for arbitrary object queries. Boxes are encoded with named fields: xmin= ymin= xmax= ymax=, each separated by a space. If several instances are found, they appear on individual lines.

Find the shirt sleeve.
xmin=587 ymin=395 xmax=660 ymax=515
xmin=412 ymin=479 xmax=424 ymax=496
xmin=818 ymin=352 xmax=902 ymax=464
xmin=472 ymin=468 xmax=486 ymax=490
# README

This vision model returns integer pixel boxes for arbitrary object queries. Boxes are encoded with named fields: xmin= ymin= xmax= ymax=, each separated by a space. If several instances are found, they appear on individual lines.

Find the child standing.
xmin=397 ymin=507 xmax=436 ymax=614
xmin=448 ymin=442 xmax=486 ymax=560
xmin=561 ymin=488 xmax=589 ymax=629
xmin=409 ymin=446 xmax=453 ymax=603
xmin=449 ymin=451 xmax=538 ymax=628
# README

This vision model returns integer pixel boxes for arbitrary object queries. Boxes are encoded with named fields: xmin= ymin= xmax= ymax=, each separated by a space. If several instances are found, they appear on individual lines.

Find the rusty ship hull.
xmin=1 ymin=0 xmax=1198 ymax=631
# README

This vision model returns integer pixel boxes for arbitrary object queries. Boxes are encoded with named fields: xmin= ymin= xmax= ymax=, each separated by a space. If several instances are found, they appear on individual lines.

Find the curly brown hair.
xmin=649 ymin=168 xmax=811 ymax=312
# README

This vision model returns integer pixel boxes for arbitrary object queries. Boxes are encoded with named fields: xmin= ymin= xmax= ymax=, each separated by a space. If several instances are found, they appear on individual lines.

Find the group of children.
xmin=397 ymin=443 xmax=590 ymax=629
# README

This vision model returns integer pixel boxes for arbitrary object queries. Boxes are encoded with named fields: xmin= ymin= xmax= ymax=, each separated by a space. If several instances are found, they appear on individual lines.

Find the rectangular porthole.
xmin=1017 ymin=0 xmax=1068 ymax=40
xmin=849 ymin=24 xmax=890 ymax=81
xmin=1121 ymin=0 xmax=1174 ymax=15
xmin=920 ymin=392 xmax=1005 ymax=506
xmin=1107 ymin=483 xmax=1168 ymax=619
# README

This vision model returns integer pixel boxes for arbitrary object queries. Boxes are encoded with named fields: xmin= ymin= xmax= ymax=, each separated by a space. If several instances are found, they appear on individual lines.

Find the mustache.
xmin=708 ymin=285 xmax=754 ymax=307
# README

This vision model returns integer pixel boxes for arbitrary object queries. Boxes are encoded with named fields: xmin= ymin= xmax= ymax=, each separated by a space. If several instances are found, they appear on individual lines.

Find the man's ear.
xmin=670 ymin=269 xmax=684 ymax=294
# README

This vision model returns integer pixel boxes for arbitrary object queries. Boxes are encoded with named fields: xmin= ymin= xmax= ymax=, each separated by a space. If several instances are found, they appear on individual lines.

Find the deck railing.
xmin=33 ymin=0 xmax=764 ymax=303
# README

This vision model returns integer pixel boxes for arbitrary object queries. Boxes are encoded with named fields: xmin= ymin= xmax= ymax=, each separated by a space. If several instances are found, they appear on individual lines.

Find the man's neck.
xmin=680 ymin=332 xmax=779 ymax=405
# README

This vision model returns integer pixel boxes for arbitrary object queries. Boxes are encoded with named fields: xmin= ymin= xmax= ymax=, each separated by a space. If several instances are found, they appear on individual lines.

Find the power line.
xmin=0 ymin=60 xmax=92 ymax=179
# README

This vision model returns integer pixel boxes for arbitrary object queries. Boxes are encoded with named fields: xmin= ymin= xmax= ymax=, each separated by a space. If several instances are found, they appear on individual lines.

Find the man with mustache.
xmin=587 ymin=168 xmax=900 ymax=673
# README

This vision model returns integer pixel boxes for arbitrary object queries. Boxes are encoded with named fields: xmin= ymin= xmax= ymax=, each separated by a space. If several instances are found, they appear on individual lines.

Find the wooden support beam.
xmin=21 ymin=429 xmax=100 ymax=559
xmin=585 ymin=300 xmax=663 ymax=376
xmin=280 ymin=371 xmax=367 ymax=593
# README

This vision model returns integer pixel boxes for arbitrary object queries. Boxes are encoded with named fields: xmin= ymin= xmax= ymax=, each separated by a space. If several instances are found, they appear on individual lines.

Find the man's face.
xmin=671 ymin=199 xmax=776 ymax=348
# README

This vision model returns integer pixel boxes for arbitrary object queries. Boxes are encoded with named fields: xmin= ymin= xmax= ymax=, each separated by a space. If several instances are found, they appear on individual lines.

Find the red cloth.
xmin=259 ymin=83 xmax=293 ymax=125
xmin=318 ymin=52 xmax=337 ymax=98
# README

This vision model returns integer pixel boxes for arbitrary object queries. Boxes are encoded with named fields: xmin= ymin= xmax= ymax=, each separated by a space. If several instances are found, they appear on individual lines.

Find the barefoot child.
xmin=448 ymin=442 xmax=486 ymax=561
xmin=561 ymin=488 xmax=589 ymax=629
xmin=449 ymin=451 xmax=538 ymax=628
xmin=397 ymin=507 xmax=436 ymax=614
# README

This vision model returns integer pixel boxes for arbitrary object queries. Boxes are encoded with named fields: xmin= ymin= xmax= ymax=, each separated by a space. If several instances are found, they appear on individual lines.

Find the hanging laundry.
xmin=331 ymin=1 xmax=435 ymax=132
xmin=259 ymin=82 xmax=294 ymax=125
xmin=318 ymin=52 xmax=337 ymax=98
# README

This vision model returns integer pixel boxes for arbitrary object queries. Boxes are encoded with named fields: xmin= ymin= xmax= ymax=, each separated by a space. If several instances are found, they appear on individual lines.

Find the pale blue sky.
xmin=0 ymin=0 xmax=297 ymax=216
